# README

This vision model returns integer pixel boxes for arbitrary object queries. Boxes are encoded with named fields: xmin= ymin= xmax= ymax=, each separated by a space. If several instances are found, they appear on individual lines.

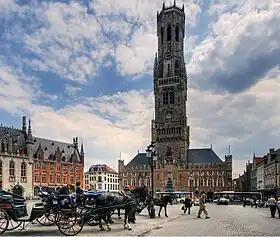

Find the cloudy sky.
xmin=0 ymin=0 xmax=279 ymax=178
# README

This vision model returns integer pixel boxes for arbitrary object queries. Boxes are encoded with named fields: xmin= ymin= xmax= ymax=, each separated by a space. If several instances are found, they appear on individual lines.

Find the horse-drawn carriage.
xmin=0 ymin=187 xmax=146 ymax=236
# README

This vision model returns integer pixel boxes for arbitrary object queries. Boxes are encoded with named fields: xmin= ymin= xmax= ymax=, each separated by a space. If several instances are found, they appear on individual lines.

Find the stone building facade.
xmin=0 ymin=116 xmax=84 ymax=198
xmin=118 ymin=2 xmax=233 ymax=197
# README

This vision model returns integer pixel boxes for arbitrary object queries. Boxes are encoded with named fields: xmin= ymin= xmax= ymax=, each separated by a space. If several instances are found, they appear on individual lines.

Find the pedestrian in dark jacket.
xmin=184 ymin=195 xmax=192 ymax=215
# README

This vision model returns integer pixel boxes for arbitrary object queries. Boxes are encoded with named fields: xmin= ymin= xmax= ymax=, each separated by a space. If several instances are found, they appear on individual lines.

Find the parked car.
xmin=217 ymin=197 xmax=229 ymax=205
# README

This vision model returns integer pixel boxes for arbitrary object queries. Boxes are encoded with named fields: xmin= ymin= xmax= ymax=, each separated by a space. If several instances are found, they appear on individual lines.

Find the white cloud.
xmin=64 ymin=85 xmax=82 ymax=96
xmin=188 ymin=0 xmax=280 ymax=93
xmin=0 ymin=0 xmax=19 ymax=15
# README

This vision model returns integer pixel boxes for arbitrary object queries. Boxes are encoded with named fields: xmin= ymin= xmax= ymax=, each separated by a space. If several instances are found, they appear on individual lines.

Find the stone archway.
xmin=12 ymin=185 xmax=24 ymax=197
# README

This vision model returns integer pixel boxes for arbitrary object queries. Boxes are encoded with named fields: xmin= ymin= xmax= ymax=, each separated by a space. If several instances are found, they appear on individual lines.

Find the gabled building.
xmin=250 ymin=155 xmax=264 ymax=191
xmin=256 ymin=157 xmax=265 ymax=191
xmin=0 ymin=116 xmax=84 ymax=198
xmin=84 ymin=164 xmax=119 ymax=192
xmin=264 ymin=148 xmax=277 ymax=197
xmin=118 ymin=2 xmax=233 ymax=197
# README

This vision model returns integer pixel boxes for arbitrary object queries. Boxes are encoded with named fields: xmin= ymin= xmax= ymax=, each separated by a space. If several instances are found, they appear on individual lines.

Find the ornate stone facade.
xmin=118 ymin=2 xmax=233 ymax=197
xmin=0 ymin=116 xmax=84 ymax=198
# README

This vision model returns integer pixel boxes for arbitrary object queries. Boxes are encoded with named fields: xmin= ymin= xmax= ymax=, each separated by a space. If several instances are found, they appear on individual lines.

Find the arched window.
xmin=21 ymin=162 xmax=26 ymax=177
xmin=147 ymin=177 xmax=151 ymax=187
xmin=207 ymin=179 xmax=211 ymax=186
xmin=167 ymin=26 xmax=171 ymax=41
xmin=132 ymin=178 xmax=136 ymax=187
xmin=175 ymin=25 xmax=179 ymax=41
xmin=175 ymin=60 xmax=180 ymax=74
xmin=9 ymin=161 xmax=15 ymax=177
xmin=199 ymin=178 xmax=203 ymax=186
xmin=163 ymin=91 xmax=169 ymax=104
xmin=161 ymin=27 xmax=164 ymax=44
xmin=169 ymin=90 xmax=175 ymax=104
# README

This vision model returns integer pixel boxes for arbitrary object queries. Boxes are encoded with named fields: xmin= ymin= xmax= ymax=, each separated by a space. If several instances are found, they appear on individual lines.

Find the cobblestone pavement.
xmin=4 ymin=202 xmax=280 ymax=236
xmin=142 ymin=204 xmax=280 ymax=236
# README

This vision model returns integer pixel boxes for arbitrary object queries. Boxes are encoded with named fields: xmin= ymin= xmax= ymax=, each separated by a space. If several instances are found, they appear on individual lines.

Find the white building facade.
xmin=84 ymin=164 xmax=119 ymax=192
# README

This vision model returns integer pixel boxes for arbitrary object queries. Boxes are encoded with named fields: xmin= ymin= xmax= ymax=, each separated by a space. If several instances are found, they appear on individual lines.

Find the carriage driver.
xmin=122 ymin=186 xmax=131 ymax=196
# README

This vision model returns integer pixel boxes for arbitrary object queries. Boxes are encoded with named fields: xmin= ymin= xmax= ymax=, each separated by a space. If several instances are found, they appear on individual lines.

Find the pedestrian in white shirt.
xmin=267 ymin=195 xmax=277 ymax=218
xmin=276 ymin=198 xmax=280 ymax=219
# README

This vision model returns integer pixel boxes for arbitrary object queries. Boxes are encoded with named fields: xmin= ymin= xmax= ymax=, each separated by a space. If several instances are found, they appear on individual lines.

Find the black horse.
xmin=110 ymin=186 xmax=149 ymax=225
xmin=82 ymin=191 xmax=137 ymax=231
xmin=147 ymin=194 xmax=173 ymax=217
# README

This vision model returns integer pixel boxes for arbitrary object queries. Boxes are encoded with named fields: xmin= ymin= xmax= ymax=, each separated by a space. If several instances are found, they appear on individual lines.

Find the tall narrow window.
xmin=9 ymin=161 xmax=15 ymax=177
xmin=175 ymin=25 xmax=179 ymax=41
xmin=175 ymin=60 xmax=180 ymax=74
xmin=163 ymin=91 xmax=169 ymax=104
xmin=21 ymin=162 xmax=26 ymax=177
xmin=167 ymin=26 xmax=171 ymax=41
xmin=161 ymin=27 xmax=164 ymax=44
xmin=167 ymin=64 xmax=171 ymax=77
xmin=169 ymin=91 xmax=175 ymax=104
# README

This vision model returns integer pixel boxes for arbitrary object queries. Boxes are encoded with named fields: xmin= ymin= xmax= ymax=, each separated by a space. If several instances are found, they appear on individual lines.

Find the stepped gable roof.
xmin=32 ymin=137 xmax=80 ymax=162
xmin=187 ymin=148 xmax=223 ymax=164
xmin=125 ymin=153 xmax=148 ymax=167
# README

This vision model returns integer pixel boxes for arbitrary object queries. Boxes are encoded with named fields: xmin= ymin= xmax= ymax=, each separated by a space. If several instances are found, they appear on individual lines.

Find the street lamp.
xmin=146 ymin=142 xmax=157 ymax=198
xmin=146 ymin=142 xmax=157 ymax=219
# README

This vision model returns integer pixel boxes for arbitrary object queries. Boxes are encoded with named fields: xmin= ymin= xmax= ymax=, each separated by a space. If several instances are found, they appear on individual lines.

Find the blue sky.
xmin=0 ymin=0 xmax=280 ymax=177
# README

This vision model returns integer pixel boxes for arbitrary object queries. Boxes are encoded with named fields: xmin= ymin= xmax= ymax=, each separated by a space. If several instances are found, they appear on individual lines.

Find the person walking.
xmin=276 ymin=197 xmax=280 ymax=218
xmin=197 ymin=193 xmax=210 ymax=219
xmin=183 ymin=195 xmax=192 ymax=215
xmin=267 ymin=195 xmax=277 ymax=218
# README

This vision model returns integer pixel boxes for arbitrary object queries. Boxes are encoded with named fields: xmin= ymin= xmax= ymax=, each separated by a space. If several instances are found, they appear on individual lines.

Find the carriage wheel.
xmin=0 ymin=209 xmax=9 ymax=235
xmin=37 ymin=210 xmax=56 ymax=226
xmin=6 ymin=219 xmax=22 ymax=231
xmin=57 ymin=212 xmax=84 ymax=236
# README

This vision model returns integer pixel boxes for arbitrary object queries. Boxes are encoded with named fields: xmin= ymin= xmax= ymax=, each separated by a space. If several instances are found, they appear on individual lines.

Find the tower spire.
xmin=27 ymin=119 xmax=32 ymax=142
xmin=153 ymin=53 xmax=158 ymax=78
xmin=22 ymin=116 xmax=27 ymax=133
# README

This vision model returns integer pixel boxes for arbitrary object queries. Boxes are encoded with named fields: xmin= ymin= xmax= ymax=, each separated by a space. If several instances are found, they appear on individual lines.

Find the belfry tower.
xmin=151 ymin=1 xmax=190 ymax=166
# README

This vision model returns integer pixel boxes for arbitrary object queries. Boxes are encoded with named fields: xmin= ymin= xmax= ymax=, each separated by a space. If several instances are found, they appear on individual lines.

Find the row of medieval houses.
xmin=233 ymin=148 xmax=280 ymax=200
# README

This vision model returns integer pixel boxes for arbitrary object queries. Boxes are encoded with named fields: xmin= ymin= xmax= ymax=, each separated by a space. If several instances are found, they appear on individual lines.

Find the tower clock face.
xmin=164 ymin=51 xmax=172 ymax=60
xmin=165 ymin=112 xmax=172 ymax=119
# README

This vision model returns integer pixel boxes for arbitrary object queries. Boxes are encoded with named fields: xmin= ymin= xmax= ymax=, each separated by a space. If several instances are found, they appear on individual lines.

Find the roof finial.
xmin=162 ymin=2 xmax=165 ymax=10
xmin=182 ymin=4 xmax=184 ymax=11
xmin=80 ymin=140 xmax=84 ymax=155
xmin=210 ymin=144 xmax=212 ymax=149
xmin=173 ymin=0 xmax=176 ymax=7
xmin=229 ymin=145 xmax=231 ymax=155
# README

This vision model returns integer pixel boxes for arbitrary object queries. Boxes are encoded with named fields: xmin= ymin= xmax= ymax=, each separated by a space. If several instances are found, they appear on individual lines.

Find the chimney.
xmin=22 ymin=116 xmax=27 ymax=132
